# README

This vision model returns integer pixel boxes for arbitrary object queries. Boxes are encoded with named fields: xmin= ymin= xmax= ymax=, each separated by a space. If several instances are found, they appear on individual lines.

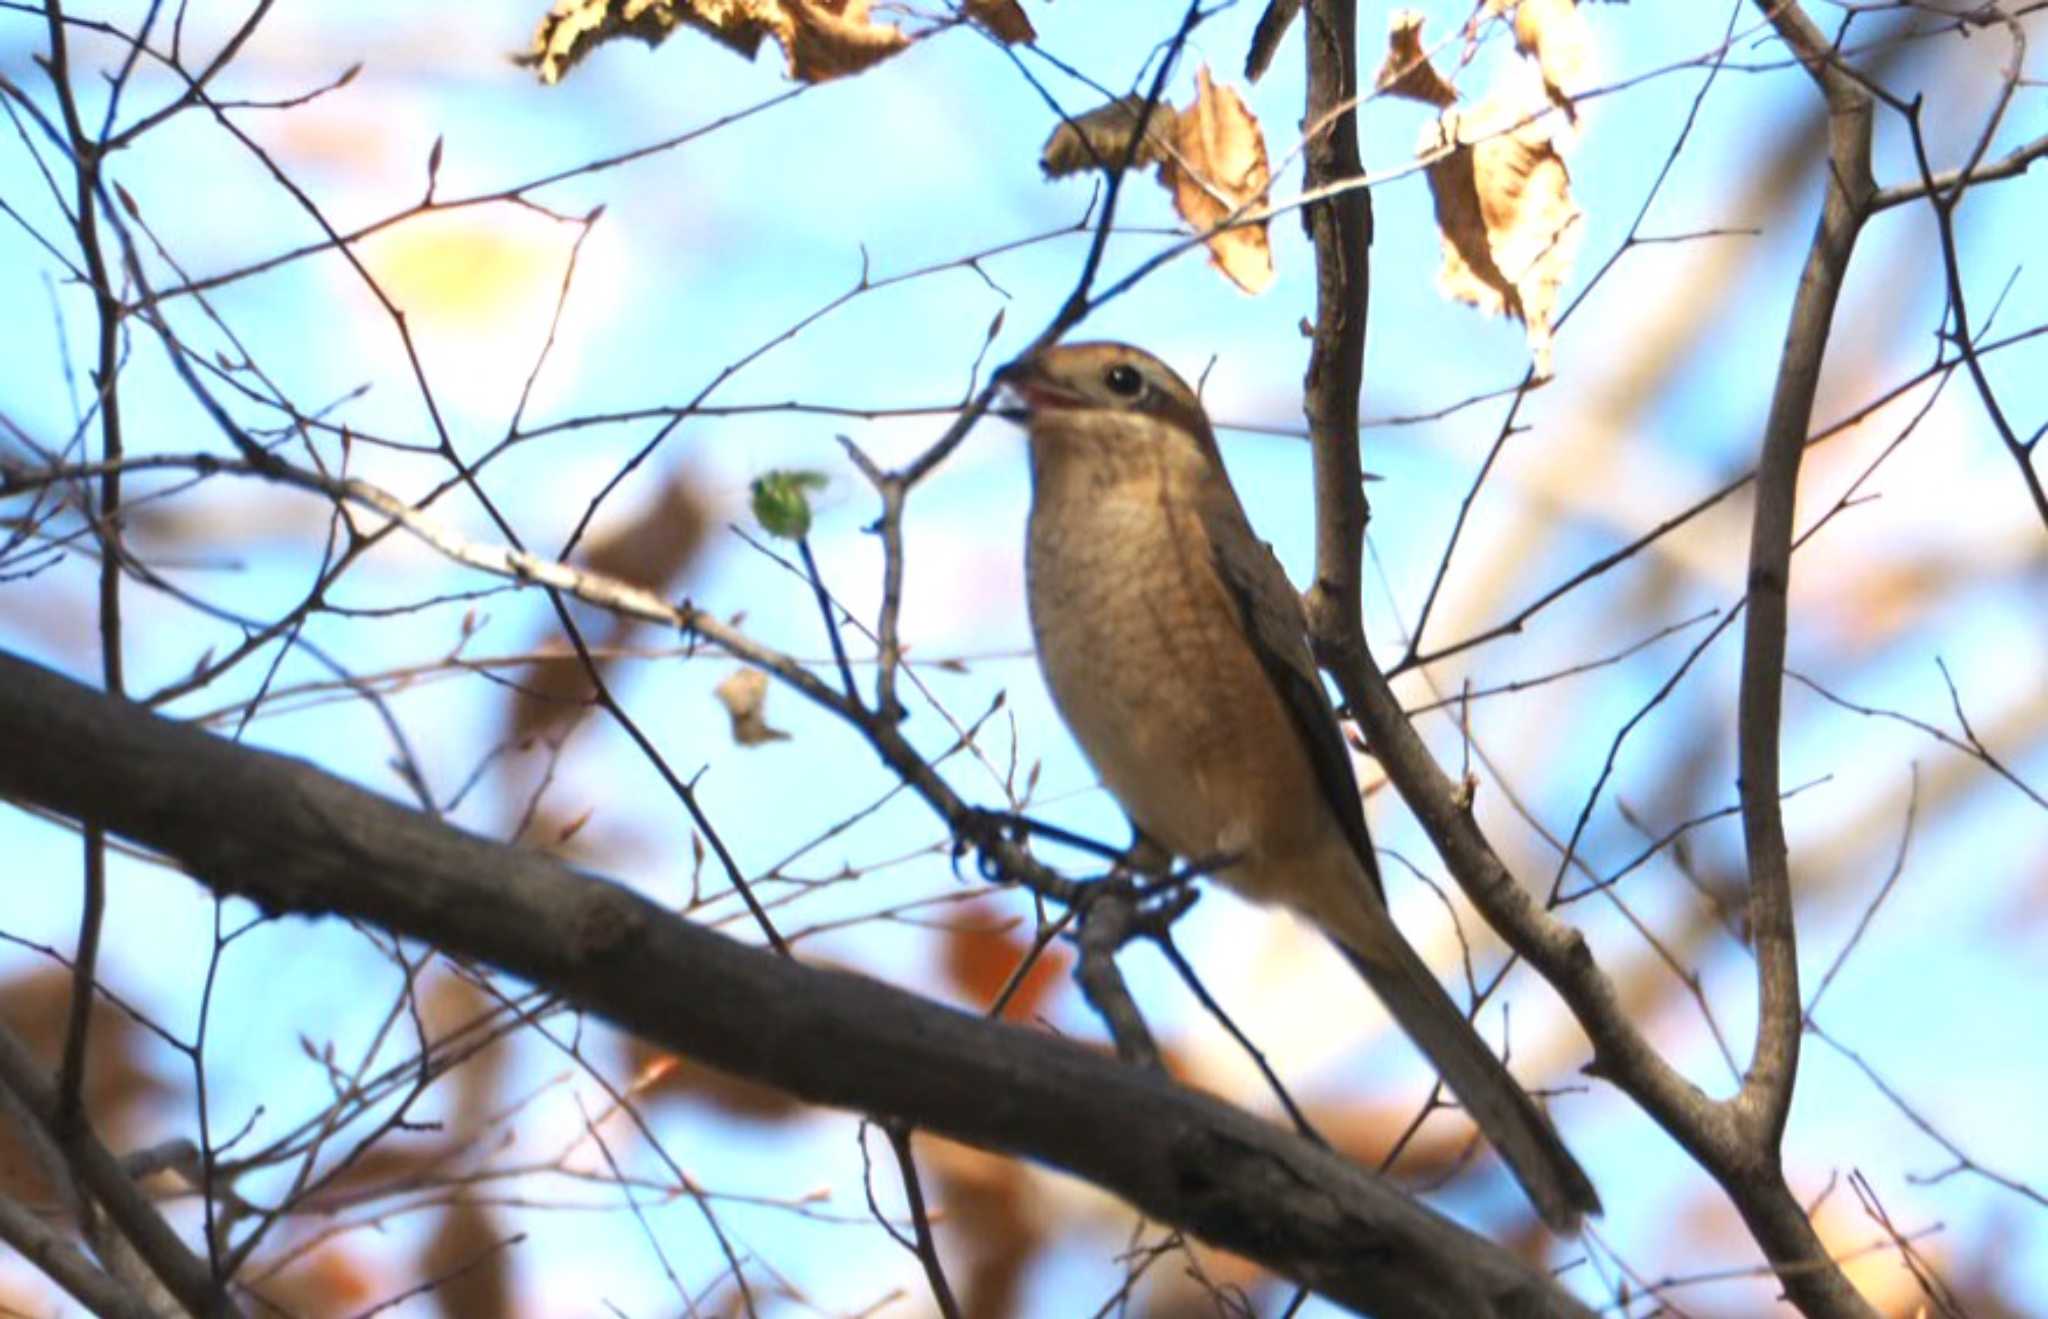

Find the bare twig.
xmin=882 ymin=1123 xmax=962 ymax=1319
xmin=0 ymin=1019 xmax=241 ymax=1318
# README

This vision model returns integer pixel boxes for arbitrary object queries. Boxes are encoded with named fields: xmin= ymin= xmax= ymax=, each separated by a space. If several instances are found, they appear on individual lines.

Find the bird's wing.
xmin=1195 ymin=490 xmax=1385 ymax=901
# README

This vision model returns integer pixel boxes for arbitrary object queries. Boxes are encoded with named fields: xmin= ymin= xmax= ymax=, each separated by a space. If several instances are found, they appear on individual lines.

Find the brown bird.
xmin=1001 ymin=341 xmax=1600 ymax=1233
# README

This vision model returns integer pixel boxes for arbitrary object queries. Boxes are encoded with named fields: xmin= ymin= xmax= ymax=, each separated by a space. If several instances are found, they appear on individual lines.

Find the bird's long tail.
xmin=1321 ymin=890 xmax=1601 ymax=1233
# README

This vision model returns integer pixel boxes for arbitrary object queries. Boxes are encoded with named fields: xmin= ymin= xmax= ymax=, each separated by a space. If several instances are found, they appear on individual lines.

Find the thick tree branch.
xmin=0 ymin=649 xmax=1596 ymax=1319
xmin=1715 ymin=8 xmax=1877 ymax=1311
xmin=1289 ymin=0 xmax=1887 ymax=1313
xmin=1737 ymin=0 xmax=1872 ymax=1148
xmin=1297 ymin=0 xmax=1371 ymax=647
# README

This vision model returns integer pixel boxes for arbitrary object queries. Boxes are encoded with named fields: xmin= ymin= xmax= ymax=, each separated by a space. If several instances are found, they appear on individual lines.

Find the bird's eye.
xmin=1103 ymin=364 xmax=1145 ymax=398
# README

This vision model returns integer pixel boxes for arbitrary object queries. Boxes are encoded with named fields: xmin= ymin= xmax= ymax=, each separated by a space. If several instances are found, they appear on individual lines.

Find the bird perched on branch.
xmin=998 ymin=340 xmax=1600 ymax=1233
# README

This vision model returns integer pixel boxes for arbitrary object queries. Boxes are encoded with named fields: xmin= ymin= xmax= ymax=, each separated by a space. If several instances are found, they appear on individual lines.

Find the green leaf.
xmin=750 ymin=469 xmax=829 ymax=541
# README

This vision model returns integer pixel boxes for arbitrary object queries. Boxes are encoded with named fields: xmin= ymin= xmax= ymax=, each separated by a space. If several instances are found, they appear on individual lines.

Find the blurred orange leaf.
xmin=0 ymin=969 xmax=172 ymax=1203
xmin=418 ymin=1196 xmax=515 ymax=1318
xmin=625 ymin=1038 xmax=808 ymax=1122
xmin=939 ymin=902 xmax=1071 ymax=1022
xmin=921 ymin=1136 xmax=1045 ymax=1317
xmin=251 ymin=1247 xmax=384 ymax=1315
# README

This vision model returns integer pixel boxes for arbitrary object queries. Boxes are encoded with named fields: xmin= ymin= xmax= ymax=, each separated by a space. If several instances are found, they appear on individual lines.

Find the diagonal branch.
xmin=0 ymin=648 xmax=1597 ymax=1319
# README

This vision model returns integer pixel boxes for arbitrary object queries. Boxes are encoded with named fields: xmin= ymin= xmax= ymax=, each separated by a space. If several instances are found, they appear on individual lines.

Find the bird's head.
xmin=997 ymin=342 xmax=1221 ymax=471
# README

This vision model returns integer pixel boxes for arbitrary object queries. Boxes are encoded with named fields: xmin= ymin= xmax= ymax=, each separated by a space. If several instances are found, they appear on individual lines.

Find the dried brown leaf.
xmin=1487 ymin=0 xmax=1592 ymax=119
xmin=1165 ymin=66 xmax=1274 ymax=295
xmin=966 ymin=0 xmax=1034 ymax=44
xmin=782 ymin=0 xmax=910 ymax=81
xmin=523 ymin=0 xmax=699 ymax=83
xmin=1421 ymin=91 xmax=1583 ymax=378
xmin=1040 ymin=96 xmax=1179 ymax=177
xmin=418 ymin=1196 xmax=513 ymax=1318
xmin=251 ymin=1249 xmax=383 ymax=1316
xmin=508 ymin=472 xmax=708 ymax=747
xmin=715 ymin=666 xmax=789 ymax=746
xmin=922 ymin=1135 xmax=1046 ymax=1317
xmin=1375 ymin=9 xmax=1458 ymax=108
xmin=521 ymin=0 xmax=909 ymax=86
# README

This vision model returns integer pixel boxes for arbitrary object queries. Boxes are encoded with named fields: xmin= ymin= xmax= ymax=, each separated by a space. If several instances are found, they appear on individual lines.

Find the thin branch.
xmin=882 ymin=1124 xmax=962 ymax=1319
xmin=0 ymin=1192 xmax=158 ymax=1319
xmin=0 ymin=1018 xmax=241 ymax=1317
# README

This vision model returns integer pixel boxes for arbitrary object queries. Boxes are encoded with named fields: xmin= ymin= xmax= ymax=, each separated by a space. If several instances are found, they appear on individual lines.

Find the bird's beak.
xmin=995 ymin=352 xmax=1083 ymax=418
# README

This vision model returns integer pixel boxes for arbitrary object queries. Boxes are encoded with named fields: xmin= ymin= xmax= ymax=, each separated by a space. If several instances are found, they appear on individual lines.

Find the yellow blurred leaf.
xmin=1040 ymin=96 xmax=1179 ymax=177
xmin=523 ymin=0 xmax=910 ymax=85
xmin=1375 ymin=9 xmax=1458 ymax=108
xmin=1164 ymin=66 xmax=1275 ymax=296
xmin=361 ymin=211 xmax=565 ymax=336
xmin=715 ymin=666 xmax=789 ymax=746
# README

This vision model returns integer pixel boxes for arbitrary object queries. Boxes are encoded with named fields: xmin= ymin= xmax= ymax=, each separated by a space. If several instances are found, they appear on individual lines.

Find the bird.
xmin=999 ymin=340 xmax=1601 ymax=1233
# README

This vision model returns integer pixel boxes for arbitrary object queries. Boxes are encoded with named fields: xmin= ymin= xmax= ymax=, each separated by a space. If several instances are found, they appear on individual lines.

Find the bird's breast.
xmin=1025 ymin=470 xmax=1330 ymax=875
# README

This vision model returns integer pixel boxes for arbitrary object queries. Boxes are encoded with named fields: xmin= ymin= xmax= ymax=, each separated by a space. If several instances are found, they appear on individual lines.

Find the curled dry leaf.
xmin=522 ymin=0 xmax=909 ymax=86
xmin=1485 ymin=0 xmax=1592 ymax=120
xmin=1376 ymin=9 xmax=1458 ymax=108
xmin=1396 ymin=13 xmax=1584 ymax=378
xmin=1041 ymin=68 xmax=1274 ymax=295
xmin=1040 ymin=96 xmax=1179 ymax=177
xmin=715 ymin=665 xmax=790 ymax=746
xmin=1166 ymin=67 xmax=1276 ymax=295
xmin=1423 ymin=100 xmax=1583 ymax=379
xmin=965 ymin=0 xmax=1034 ymax=44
